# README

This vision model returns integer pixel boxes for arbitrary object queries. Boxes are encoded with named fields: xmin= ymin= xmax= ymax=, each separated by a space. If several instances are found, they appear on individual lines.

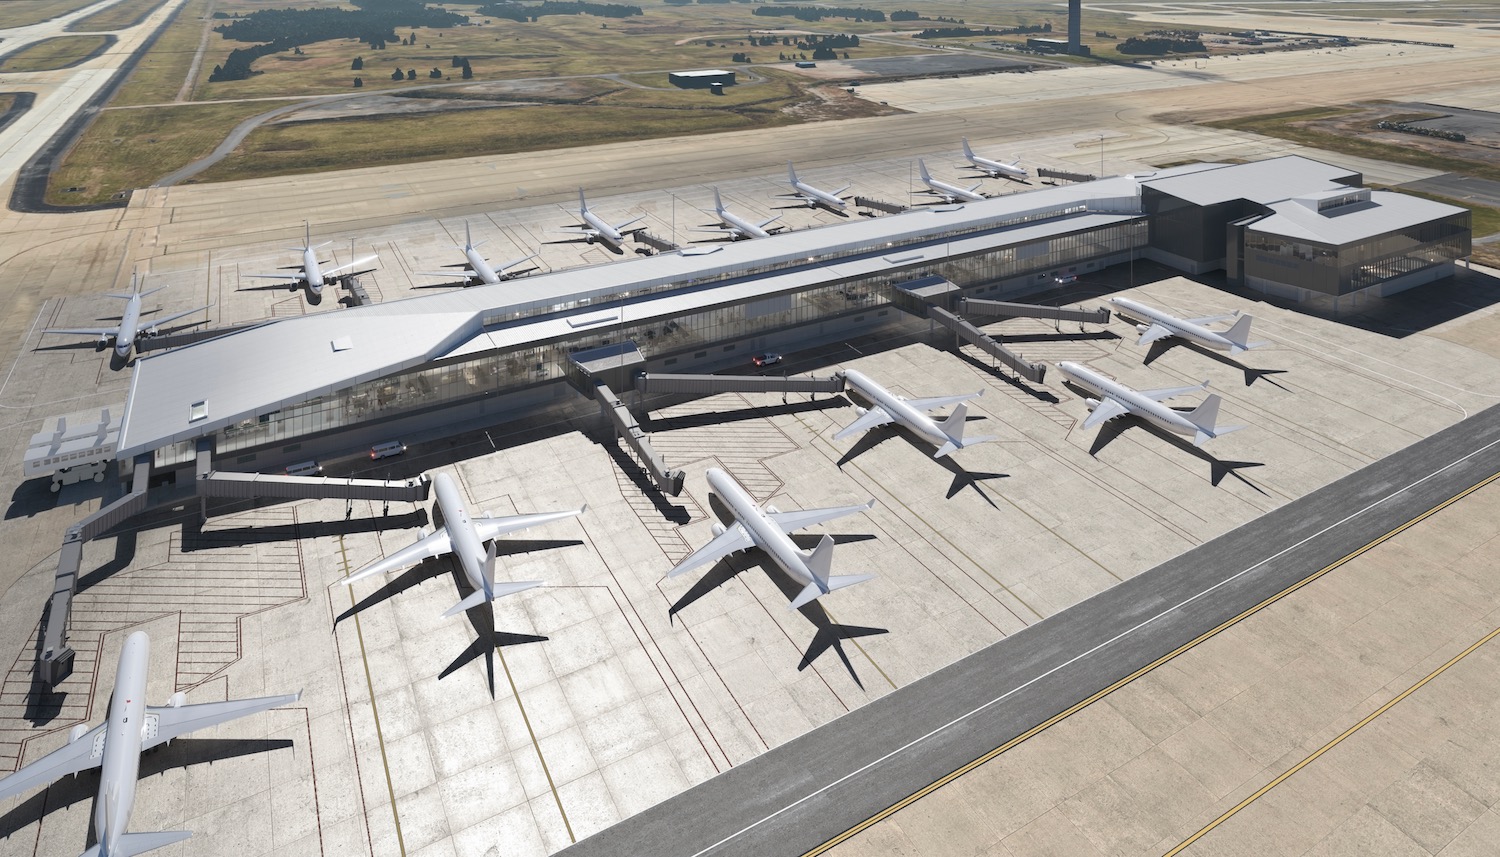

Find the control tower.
xmin=1068 ymin=0 xmax=1083 ymax=54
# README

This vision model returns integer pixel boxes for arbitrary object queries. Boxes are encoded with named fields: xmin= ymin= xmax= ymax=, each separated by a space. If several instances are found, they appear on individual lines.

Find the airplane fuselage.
xmin=843 ymin=368 xmax=950 ymax=450
xmin=924 ymin=176 xmax=985 ymax=203
xmin=970 ymin=156 xmax=1026 ymax=180
xmin=433 ymin=472 xmax=489 ymax=597
xmin=1057 ymin=361 xmax=1201 ymax=438
xmin=580 ymin=209 xmax=626 ymax=249
xmin=1110 ymin=297 xmax=1235 ymax=352
xmin=793 ymin=181 xmax=847 ymax=212
xmin=97 ymin=632 xmax=151 ymax=856
xmin=465 ymin=246 xmax=501 ymax=285
xmin=302 ymin=247 xmax=326 ymax=293
xmin=720 ymin=210 xmax=771 ymax=240
xmin=707 ymin=468 xmax=820 ymax=592
xmin=113 ymin=294 xmax=143 ymax=360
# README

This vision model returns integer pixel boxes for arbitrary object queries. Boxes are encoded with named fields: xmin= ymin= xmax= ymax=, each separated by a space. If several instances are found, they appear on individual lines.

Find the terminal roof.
xmin=1138 ymin=156 xmax=1361 ymax=206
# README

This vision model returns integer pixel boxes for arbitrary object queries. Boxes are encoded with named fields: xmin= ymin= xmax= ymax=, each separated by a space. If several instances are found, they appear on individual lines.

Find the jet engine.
xmin=853 ymin=406 xmax=867 ymax=416
xmin=710 ymin=522 xmax=725 ymax=537
xmin=1135 ymin=323 xmax=1149 ymax=334
xmin=1083 ymin=397 xmax=1101 ymax=411
xmin=168 ymin=692 xmax=187 ymax=708
xmin=68 ymin=724 xmax=89 ymax=743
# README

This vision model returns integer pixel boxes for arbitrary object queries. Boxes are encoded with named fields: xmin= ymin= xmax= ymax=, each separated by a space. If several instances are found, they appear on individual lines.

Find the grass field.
xmin=69 ymin=0 xmax=169 ymax=31
xmin=610 ymin=69 xmax=805 ymax=109
xmin=110 ymin=0 xmax=215 ymax=105
xmin=0 ymin=34 xmax=112 ymax=71
xmin=45 ymin=100 xmax=275 ymax=205
xmin=192 ymin=96 xmax=808 ymax=184
xmin=1205 ymin=107 xmax=1500 ymax=184
xmin=0 ymin=94 xmax=15 ymax=115
xmin=0 ymin=0 xmax=99 ymax=29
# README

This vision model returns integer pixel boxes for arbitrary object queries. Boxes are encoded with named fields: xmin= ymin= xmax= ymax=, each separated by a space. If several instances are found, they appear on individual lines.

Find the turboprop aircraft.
xmin=1057 ymin=361 xmax=1245 ymax=447
xmin=916 ymin=159 xmax=986 ymax=204
xmin=693 ymin=187 xmax=784 ymax=241
xmin=960 ymin=138 xmax=1028 ymax=181
xmin=1109 ymin=297 xmax=1268 ymax=356
xmin=777 ymin=162 xmax=849 ymax=214
xmin=341 ymin=472 xmax=584 ymax=618
xmin=555 ymin=189 xmax=645 ymax=254
xmin=415 ymin=221 xmax=537 ymax=287
xmin=241 ymin=222 xmax=378 ymax=297
xmin=670 ymin=468 xmax=875 ymax=609
xmin=0 ymin=631 xmax=298 ymax=857
xmin=834 ymin=368 xmax=996 ymax=458
xmin=42 ymin=274 xmax=211 ymax=363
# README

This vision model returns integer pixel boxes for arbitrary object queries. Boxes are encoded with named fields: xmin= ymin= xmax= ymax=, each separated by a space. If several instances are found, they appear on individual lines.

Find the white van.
xmin=285 ymin=460 xmax=322 ymax=477
xmin=370 ymin=440 xmax=407 ymax=460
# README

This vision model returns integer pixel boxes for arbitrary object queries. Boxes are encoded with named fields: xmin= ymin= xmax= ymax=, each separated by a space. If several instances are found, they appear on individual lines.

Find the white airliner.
xmin=694 ymin=187 xmax=783 ymax=241
xmin=778 ymin=162 xmax=849 ymax=213
xmin=241 ymin=223 xmax=379 ymax=296
xmin=1057 ymin=361 xmax=1245 ymax=446
xmin=42 ymin=274 xmax=212 ymax=362
xmin=0 ymin=632 xmax=298 ymax=857
xmin=960 ymin=138 xmax=1028 ymax=181
xmin=916 ymin=158 xmax=986 ymax=204
xmin=670 ymin=468 xmax=875 ymax=609
xmin=1110 ymin=297 xmax=1268 ymax=356
xmin=342 ymin=472 xmax=585 ymax=617
xmin=835 ymin=368 xmax=996 ymax=458
xmin=415 ymin=221 xmax=537 ymax=287
xmin=557 ymin=189 xmax=645 ymax=253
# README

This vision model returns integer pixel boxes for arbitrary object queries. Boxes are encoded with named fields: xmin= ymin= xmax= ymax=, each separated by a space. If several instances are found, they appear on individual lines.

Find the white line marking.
xmin=692 ymin=429 xmax=1500 ymax=856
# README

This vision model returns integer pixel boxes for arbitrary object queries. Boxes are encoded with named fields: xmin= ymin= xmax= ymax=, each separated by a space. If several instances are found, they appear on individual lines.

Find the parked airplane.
xmin=555 ymin=189 xmax=645 ymax=254
xmin=835 ymin=368 xmax=996 ymax=458
xmin=777 ymin=162 xmax=849 ymax=213
xmin=241 ymin=223 xmax=378 ymax=296
xmin=0 ymin=632 xmax=298 ymax=857
xmin=415 ymin=221 xmax=537 ymax=287
xmin=1110 ymin=297 xmax=1268 ymax=356
xmin=342 ymin=472 xmax=584 ymax=617
xmin=42 ymin=274 xmax=211 ymax=362
xmin=1057 ymin=361 xmax=1245 ymax=446
xmin=670 ymin=468 xmax=875 ymax=609
xmin=960 ymin=138 xmax=1028 ymax=182
xmin=693 ymin=187 xmax=784 ymax=241
xmin=916 ymin=158 xmax=986 ymax=204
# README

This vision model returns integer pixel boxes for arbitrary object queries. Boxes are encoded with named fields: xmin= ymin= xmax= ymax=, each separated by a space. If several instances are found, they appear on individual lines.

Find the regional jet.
xmin=342 ymin=472 xmax=584 ymax=618
xmin=916 ymin=158 xmax=986 ymax=204
xmin=556 ymin=189 xmax=645 ymax=254
xmin=41 ymin=274 xmax=211 ymax=363
xmin=777 ymin=162 xmax=849 ymax=214
xmin=415 ymin=221 xmax=537 ymax=287
xmin=1110 ymin=297 xmax=1268 ymax=356
xmin=960 ymin=138 xmax=1028 ymax=182
xmin=0 ymin=631 xmax=298 ymax=857
xmin=693 ymin=187 xmax=784 ymax=241
xmin=1057 ymin=361 xmax=1245 ymax=446
xmin=241 ymin=222 xmax=379 ymax=297
xmin=670 ymin=468 xmax=875 ymax=609
xmin=835 ymin=368 xmax=996 ymax=458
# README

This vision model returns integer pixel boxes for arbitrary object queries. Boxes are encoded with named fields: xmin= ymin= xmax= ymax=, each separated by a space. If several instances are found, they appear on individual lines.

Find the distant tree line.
xmin=753 ymin=5 xmax=884 ymax=23
xmin=209 ymin=0 xmax=466 ymax=82
xmin=913 ymin=26 xmax=1002 ymax=39
xmin=475 ymin=1 xmax=642 ymax=20
xmin=1377 ymin=120 xmax=1465 ymax=142
xmin=1118 ymin=36 xmax=1205 ymax=54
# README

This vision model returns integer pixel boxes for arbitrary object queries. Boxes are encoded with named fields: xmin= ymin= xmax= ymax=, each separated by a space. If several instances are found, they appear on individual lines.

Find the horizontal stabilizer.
xmin=441 ymin=581 xmax=544 ymax=618
xmin=788 ymin=574 xmax=871 ymax=610
xmin=935 ymin=435 xmax=997 ymax=459
xmin=81 ymin=830 xmax=192 ymax=857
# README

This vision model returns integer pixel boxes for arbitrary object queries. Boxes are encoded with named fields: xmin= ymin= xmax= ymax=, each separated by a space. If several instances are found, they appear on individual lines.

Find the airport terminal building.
xmin=113 ymin=156 xmax=1470 ymax=473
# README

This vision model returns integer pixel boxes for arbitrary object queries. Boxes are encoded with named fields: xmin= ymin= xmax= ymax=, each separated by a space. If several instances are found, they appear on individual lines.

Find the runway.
xmin=556 ymin=399 xmax=1500 ymax=857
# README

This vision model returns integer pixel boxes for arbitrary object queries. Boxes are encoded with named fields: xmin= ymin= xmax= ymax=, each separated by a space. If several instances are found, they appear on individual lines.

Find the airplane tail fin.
xmin=917 ymin=158 xmax=932 ymax=181
xmin=934 ymin=403 xmax=998 ymax=458
xmin=1223 ymin=314 xmax=1268 ymax=355
xmin=790 ymin=535 xmax=871 ymax=609
xmin=713 ymin=187 xmax=725 ymax=214
xmin=578 ymin=188 xmax=589 ymax=213
xmin=82 ymin=830 xmax=193 ymax=857
xmin=1185 ymin=394 xmax=1245 ymax=446
xmin=788 ymin=161 xmax=798 ymax=185
xmin=962 ymin=137 xmax=975 ymax=158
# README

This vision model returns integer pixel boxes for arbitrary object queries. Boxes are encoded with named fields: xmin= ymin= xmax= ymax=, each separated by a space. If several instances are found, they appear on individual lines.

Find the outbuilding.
xmin=668 ymin=69 xmax=736 ymax=89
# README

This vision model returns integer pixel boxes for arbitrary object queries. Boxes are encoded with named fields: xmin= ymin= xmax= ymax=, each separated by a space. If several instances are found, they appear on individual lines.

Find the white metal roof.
xmin=1247 ymin=190 xmax=1466 ymax=245
xmin=1139 ymin=156 xmax=1361 ymax=207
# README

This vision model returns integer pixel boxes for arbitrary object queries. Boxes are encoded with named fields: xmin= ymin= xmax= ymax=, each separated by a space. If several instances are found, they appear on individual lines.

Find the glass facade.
xmin=166 ymin=216 xmax=1146 ymax=466
xmin=1244 ymin=210 xmax=1471 ymax=296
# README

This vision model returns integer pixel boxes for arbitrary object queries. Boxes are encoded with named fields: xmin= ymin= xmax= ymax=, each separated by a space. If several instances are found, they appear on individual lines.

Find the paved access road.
xmin=557 ymin=400 xmax=1500 ymax=857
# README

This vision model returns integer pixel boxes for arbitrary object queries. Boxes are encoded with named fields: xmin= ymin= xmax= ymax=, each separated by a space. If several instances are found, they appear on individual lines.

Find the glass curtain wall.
xmin=1245 ymin=210 xmax=1470 ymax=295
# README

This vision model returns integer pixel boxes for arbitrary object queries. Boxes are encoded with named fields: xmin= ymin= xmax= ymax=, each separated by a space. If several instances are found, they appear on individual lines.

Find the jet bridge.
xmin=929 ymin=306 xmax=1047 ymax=384
xmin=957 ymin=297 xmax=1111 ymax=325
xmin=633 ymin=372 xmax=844 ymax=396
xmin=853 ymin=196 xmax=908 ymax=214
xmin=596 ymin=381 xmax=686 ymax=496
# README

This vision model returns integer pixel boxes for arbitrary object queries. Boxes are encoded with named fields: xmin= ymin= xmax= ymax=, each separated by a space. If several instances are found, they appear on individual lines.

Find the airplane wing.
xmin=1136 ymin=323 xmax=1175 ymax=345
xmin=42 ymin=327 xmax=117 ymax=337
xmin=416 ymin=269 xmax=479 ymax=282
xmin=242 ymin=273 xmax=305 ymax=280
xmin=668 ymin=524 xmax=754 ymax=578
xmin=0 ymin=723 xmax=106 ymax=800
xmin=766 ymin=499 xmax=875 ymax=533
xmin=142 ymin=691 xmax=301 ymax=751
xmin=324 ymin=254 xmax=380 ymax=278
xmin=145 ymin=304 xmax=212 ymax=330
xmin=833 ymin=407 xmax=895 ymax=441
xmin=473 ymin=506 xmax=586 ymax=542
xmin=613 ymin=216 xmax=645 ymax=232
xmin=342 ymin=528 xmax=453 ymax=585
xmin=903 ymin=392 xmax=981 ymax=411
xmin=1082 ymin=397 xmax=1130 ymax=430
xmin=832 ymin=184 xmax=851 ymax=196
xmin=1138 ymin=382 xmax=1208 ymax=402
xmin=1187 ymin=312 xmax=1238 ymax=325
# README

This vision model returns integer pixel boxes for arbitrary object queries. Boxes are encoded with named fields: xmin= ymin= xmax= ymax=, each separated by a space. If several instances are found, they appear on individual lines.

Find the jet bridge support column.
xmin=596 ymin=381 xmax=685 ymax=496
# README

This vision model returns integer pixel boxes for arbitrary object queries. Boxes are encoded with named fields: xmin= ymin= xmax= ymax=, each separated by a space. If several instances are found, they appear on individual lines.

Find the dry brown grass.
xmin=70 ymin=0 xmax=169 ymax=31
xmin=0 ymin=34 xmax=111 ymax=71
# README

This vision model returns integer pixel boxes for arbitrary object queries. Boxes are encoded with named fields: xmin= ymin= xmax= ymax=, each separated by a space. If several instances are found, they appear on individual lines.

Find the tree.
xmin=391 ymin=68 xmax=404 ymax=80
xmin=461 ymin=59 xmax=473 ymax=79
xmin=352 ymin=56 xmax=363 ymax=70
xmin=406 ymin=68 xmax=416 ymax=80
xmin=429 ymin=67 xmax=442 ymax=78
xmin=452 ymin=54 xmax=463 ymax=67
xmin=353 ymin=76 xmax=363 ymax=87
xmin=212 ymin=64 xmax=223 ymax=78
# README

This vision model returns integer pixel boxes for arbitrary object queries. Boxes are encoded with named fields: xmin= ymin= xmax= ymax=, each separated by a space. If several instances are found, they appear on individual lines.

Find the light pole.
xmin=1098 ymin=133 xmax=1105 ymax=178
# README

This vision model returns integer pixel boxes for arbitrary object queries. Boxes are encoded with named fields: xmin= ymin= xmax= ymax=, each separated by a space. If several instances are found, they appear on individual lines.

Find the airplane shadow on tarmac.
xmin=834 ymin=425 xmax=1008 ymax=507
xmin=1140 ymin=338 xmax=1290 ymax=389
xmin=1083 ymin=414 xmax=1267 ymax=493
